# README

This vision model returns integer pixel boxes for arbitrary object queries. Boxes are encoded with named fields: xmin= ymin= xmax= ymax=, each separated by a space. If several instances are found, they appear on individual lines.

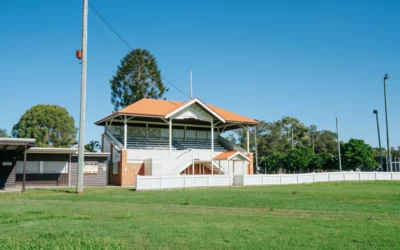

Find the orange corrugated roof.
xmin=118 ymin=99 xmax=184 ymax=117
xmin=95 ymin=98 xmax=259 ymax=125
xmin=214 ymin=151 xmax=249 ymax=161
xmin=207 ymin=104 xmax=258 ymax=124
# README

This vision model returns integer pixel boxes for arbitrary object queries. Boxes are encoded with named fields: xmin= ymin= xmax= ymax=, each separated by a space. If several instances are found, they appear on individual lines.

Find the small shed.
xmin=0 ymin=139 xmax=110 ymax=190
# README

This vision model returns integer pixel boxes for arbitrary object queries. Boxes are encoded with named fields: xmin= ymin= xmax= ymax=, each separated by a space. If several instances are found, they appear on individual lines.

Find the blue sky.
xmin=0 ymin=0 xmax=399 ymax=148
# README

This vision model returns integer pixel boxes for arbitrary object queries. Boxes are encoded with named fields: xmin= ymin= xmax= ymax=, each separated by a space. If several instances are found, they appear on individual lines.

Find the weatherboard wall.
xmin=70 ymin=156 xmax=109 ymax=186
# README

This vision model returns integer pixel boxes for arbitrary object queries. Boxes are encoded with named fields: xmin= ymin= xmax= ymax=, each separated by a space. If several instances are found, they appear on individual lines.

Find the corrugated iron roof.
xmin=95 ymin=98 xmax=259 ymax=125
xmin=213 ymin=151 xmax=250 ymax=161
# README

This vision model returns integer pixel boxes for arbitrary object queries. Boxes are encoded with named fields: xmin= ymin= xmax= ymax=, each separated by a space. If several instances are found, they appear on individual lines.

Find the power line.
xmin=162 ymin=76 xmax=190 ymax=99
xmin=88 ymin=3 xmax=190 ymax=99
xmin=88 ymin=3 xmax=133 ymax=50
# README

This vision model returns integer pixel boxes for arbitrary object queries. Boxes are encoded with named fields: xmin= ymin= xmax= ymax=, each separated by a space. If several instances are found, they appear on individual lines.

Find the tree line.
xmin=228 ymin=117 xmax=380 ymax=173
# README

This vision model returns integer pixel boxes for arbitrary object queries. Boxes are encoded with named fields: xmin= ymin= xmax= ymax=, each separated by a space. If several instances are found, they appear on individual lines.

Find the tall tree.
xmin=235 ymin=117 xmax=311 ymax=156
xmin=0 ymin=128 xmax=8 ymax=138
xmin=85 ymin=140 xmax=101 ymax=152
xmin=110 ymin=49 xmax=168 ymax=111
xmin=342 ymin=139 xmax=376 ymax=170
xmin=286 ymin=147 xmax=313 ymax=172
xmin=12 ymin=105 xmax=77 ymax=147
xmin=313 ymin=130 xmax=337 ymax=154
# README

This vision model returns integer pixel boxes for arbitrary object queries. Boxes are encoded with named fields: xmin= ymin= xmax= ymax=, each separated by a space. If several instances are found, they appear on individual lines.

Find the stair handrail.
xmin=158 ymin=149 xmax=193 ymax=175
xmin=217 ymin=136 xmax=246 ymax=153
xmin=104 ymin=130 xmax=124 ymax=150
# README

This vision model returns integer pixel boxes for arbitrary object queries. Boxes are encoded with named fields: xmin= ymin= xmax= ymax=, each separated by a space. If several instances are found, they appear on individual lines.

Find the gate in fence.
xmin=232 ymin=175 xmax=243 ymax=186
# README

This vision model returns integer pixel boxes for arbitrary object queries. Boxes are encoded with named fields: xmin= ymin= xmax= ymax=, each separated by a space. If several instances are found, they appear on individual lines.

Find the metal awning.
xmin=0 ymin=138 xmax=36 ymax=153
xmin=0 ymin=138 xmax=36 ymax=192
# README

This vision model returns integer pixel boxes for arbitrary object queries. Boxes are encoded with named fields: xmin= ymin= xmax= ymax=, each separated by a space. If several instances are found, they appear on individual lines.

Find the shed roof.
xmin=0 ymin=138 xmax=36 ymax=152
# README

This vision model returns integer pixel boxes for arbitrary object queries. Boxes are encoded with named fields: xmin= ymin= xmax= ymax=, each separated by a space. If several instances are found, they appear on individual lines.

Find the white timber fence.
xmin=136 ymin=175 xmax=231 ymax=190
xmin=136 ymin=171 xmax=400 ymax=191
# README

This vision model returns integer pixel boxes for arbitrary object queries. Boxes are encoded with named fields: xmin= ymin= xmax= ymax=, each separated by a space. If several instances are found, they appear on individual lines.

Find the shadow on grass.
xmin=34 ymin=189 xmax=75 ymax=194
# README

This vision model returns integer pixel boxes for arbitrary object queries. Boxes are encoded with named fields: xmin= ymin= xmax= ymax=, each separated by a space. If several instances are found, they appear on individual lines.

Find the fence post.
xmin=160 ymin=160 xmax=163 ymax=190
xmin=343 ymin=172 xmax=345 ymax=182
xmin=184 ymin=173 xmax=186 ymax=189
xmin=243 ymin=173 xmax=245 ymax=186
xmin=208 ymin=174 xmax=211 ymax=187
xmin=359 ymin=171 xmax=361 ymax=181
xmin=313 ymin=172 xmax=315 ymax=183
xmin=280 ymin=173 xmax=282 ymax=185
xmin=297 ymin=174 xmax=299 ymax=184
xmin=136 ymin=174 xmax=139 ymax=191
xmin=262 ymin=174 xmax=264 ymax=186
xmin=375 ymin=171 xmax=377 ymax=181
xmin=328 ymin=172 xmax=331 ymax=182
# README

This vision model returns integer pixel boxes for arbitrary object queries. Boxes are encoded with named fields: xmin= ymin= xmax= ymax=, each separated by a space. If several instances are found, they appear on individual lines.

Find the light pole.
xmin=373 ymin=110 xmax=383 ymax=171
xmin=383 ymin=74 xmax=392 ymax=172
xmin=254 ymin=119 xmax=259 ymax=174
xmin=336 ymin=117 xmax=342 ymax=172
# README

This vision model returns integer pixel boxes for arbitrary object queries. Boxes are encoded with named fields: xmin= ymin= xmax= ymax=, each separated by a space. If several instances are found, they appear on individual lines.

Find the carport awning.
xmin=0 ymin=138 xmax=36 ymax=153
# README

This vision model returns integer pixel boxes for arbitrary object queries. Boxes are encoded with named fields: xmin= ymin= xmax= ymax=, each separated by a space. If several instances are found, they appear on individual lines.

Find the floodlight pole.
xmin=77 ymin=0 xmax=89 ymax=194
xmin=336 ymin=117 xmax=342 ymax=172
xmin=373 ymin=110 xmax=383 ymax=171
xmin=254 ymin=122 xmax=259 ymax=174
xmin=383 ymin=74 xmax=392 ymax=172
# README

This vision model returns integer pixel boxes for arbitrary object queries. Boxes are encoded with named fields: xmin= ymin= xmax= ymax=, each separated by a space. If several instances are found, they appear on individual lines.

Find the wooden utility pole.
xmin=77 ymin=0 xmax=88 ymax=193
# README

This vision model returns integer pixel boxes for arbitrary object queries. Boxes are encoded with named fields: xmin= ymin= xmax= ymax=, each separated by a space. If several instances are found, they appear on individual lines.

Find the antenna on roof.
xmin=190 ymin=69 xmax=193 ymax=99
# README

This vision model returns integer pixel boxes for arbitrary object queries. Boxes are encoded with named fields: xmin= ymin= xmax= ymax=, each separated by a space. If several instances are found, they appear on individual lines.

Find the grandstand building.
xmin=95 ymin=98 xmax=259 ymax=186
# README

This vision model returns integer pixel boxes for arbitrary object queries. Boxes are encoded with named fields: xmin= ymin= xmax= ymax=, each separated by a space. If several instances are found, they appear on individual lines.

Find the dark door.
xmin=0 ymin=153 xmax=16 ymax=189
xmin=0 ymin=164 xmax=15 ymax=188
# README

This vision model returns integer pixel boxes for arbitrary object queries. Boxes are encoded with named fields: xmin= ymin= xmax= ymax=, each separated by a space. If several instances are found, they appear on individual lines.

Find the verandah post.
xmin=124 ymin=115 xmax=127 ymax=150
xmin=211 ymin=120 xmax=214 ymax=175
xmin=169 ymin=119 xmax=172 ymax=159
xmin=246 ymin=124 xmax=250 ymax=153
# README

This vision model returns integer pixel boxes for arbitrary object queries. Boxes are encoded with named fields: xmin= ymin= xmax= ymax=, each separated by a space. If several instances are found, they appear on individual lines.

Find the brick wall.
xmin=180 ymin=163 xmax=216 ymax=175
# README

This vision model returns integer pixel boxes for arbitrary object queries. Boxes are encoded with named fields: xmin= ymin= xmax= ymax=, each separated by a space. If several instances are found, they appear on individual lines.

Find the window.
xmin=15 ymin=161 xmax=40 ymax=174
xmin=43 ymin=161 xmax=68 ymax=173
xmin=16 ymin=161 xmax=68 ymax=174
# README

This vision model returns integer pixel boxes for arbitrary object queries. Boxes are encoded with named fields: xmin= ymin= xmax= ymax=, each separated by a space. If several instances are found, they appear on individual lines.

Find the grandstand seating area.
xmin=115 ymin=137 xmax=227 ymax=151
xmin=115 ymin=137 xmax=175 ymax=150
xmin=173 ymin=139 xmax=226 ymax=151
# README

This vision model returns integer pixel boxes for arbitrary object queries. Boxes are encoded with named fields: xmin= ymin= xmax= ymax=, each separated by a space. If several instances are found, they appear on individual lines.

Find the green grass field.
xmin=1 ymin=182 xmax=400 ymax=249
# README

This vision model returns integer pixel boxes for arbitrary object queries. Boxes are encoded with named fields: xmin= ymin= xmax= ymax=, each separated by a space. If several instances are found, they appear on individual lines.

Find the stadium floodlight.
xmin=383 ymin=74 xmax=392 ymax=172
